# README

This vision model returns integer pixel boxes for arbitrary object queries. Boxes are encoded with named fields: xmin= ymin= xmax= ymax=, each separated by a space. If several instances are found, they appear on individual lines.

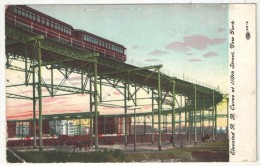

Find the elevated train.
xmin=6 ymin=5 xmax=127 ymax=62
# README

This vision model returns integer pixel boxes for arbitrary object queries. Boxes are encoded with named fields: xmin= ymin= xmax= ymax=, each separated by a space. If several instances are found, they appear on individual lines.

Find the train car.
xmin=5 ymin=5 xmax=74 ymax=44
xmin=5 ymin=5 xmax=127 ymax=62
xmin=73 ymin=30 xmax=126 ymax=62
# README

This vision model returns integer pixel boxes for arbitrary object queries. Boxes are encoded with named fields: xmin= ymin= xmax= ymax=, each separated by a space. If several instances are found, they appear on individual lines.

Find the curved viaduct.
xmin=6 ymin=23 xmax=223 ymax=151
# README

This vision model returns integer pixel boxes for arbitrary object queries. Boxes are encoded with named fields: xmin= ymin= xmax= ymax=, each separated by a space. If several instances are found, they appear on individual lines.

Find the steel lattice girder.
xmin=5 ymin=24 xmax=223 ymax=108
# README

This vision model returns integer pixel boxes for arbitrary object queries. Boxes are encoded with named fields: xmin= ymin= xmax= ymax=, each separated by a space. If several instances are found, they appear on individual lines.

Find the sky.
xmin=5 ymin=4 xmax=229 ymax=122
xmin=29 ymin=4 xmax=228 ymax=90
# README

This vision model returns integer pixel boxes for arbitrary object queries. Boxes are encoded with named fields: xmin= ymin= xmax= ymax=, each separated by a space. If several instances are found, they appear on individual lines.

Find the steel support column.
xmin=24 ymin=43 xmax=28 ymax=86
xmin=51 ymin=66 xmax=54 ymax=97
xmin=194 ymin=86 xmax=197 ymax=145
xmin=172 ymin=80 xmax=176 ymax=147
xmin=94 ymin=58 xmax=98 ymax=150
xmin=134 ymin=108 xmax=136 ymax=151
xmin=179 ymin=95 xmax=182 ymax=135
xmin=185 ymin=97 xmax=187 ymax=133
xmin=89 ymin=77 xmax=93 ymax=147
xmin=32 ymin=67 xmax=36 ymax=148
xmin=37 ymin=39 xmax=43 ymax=151
xmin=124 ymin=83 xmax=127 ymax=146
xmin=144 ymin=115 xmax=146 ymax=135
xmin=151 ymin=89 xmax=154 ymax=144
xmin=212 ymin=91 xmax=215 ymax=141
xmin=157 ymin=68 xmax=162 ymax=151
xmin=188 ymin=100 xmax=191 ymax=144
xmin=200 ymin=109 xmax=202 ymax=135
xmin=215 ymin=103 xmax=217 ymax=137
xmin=202 ymin=100 xmax=205 ymax=137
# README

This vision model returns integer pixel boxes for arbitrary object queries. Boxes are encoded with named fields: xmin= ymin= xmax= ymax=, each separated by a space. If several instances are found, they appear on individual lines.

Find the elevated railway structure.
xmin=5 ymin=15 xmax=223 ymax=151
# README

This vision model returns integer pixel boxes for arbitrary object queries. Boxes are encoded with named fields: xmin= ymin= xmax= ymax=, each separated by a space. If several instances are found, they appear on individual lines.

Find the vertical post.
xmin=194 ymin=86 xmax=197 ymax=145
xmin=99 ymin=77 xmax=102 ymax=102
xmin=32 ymin=67 xmax=36 ymax=148
xmin=200 ymin=109 xmax=202 ymax=135
xmin=179 ymin=95 xmax=182 ymax=140
xmin=188 ymin=99 xmax=191 ymax=144
xmin=212 ymin=91 xmax=215 ymax=141
xmin=37 ymin=38 xmax=43 ymax=151
xmin=157 ymin=68 xmax=162 ymax=151
xmin=134 ymin=108 xmax=136 ymax=151
xmin=202 ymin=100 xmax=205 ymax=137
xmin=215 ymin=103 xmax=217 ymax=137
xmin=89 ymin=77 xmax=93 ymax=147
xmin=144 ymin=115 xmax=146 ymax=135
xmin=66 ymin=120 xmax=69 ymax=135
xmin=51 ymin=65 xmax=54 ymax=97
xmin=94 ymin=57 xmax=98 ymax=150
xmin=185 ymin=97 xmax=187 ymax=133
xmin=124 ymin=83 xmax=128 ymax=146
xmin=103 ymin=115 xmax=106 ymax=135
xmin=151 ymin=89 xmax=154 ymax=144
xmin=81 ymin=71 xmax=84 ymax=94
xmin=172 ymin=80 xmax=176 ymax=147
xmin=24 ymin=43 xmax=28 ymax=86
xmin=208 ymin=105 xmax=211 ymax=133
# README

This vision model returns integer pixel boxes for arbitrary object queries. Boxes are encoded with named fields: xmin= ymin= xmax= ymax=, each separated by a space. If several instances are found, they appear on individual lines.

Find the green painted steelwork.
xmin=171 ymin=80 xmax=176 ymax=147
xmin=157 ymin=68 xmax=162 ymax=151
xmin=37 ymin=38 xmax=43 ymax=151
xmin=5 ymin=23 xmax=225 ymax=152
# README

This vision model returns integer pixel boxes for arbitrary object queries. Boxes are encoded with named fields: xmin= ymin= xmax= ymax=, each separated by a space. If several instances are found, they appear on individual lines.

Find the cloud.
xmin=7 ymin=111 xmax=39 ymax=119
xmin=189 ymin=59 xmax=203 ymax=62
xmin=144 ymin=59 xmax=161 ymax=62
xmin=42 ymin=96 xmax=68 ymax=103
xmin=148 ymin=50 xmax=169 ymax=55
xmin=8 ymin=102 xmax=32 ymax=108
xmin=166 ymin=35 xmax=226 ymax=51
xmin=113 ymin=91 xmax=122 ymax=96
xmin=21 ymin=90 xmax=33 ymax=94
xmin=202 ymin=51 xmax=218 ymax=58
xmin=217 ymin=28 xmax=225 ymax=32
xmin=143 ymin=105 xmax=152 ymax=109
xmin=166 ymin=41 xmax=190 ymax=51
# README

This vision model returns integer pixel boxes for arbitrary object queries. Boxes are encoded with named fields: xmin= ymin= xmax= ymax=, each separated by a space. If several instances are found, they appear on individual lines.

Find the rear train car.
xmin=5 ymin=5 xmax=127 ymax=62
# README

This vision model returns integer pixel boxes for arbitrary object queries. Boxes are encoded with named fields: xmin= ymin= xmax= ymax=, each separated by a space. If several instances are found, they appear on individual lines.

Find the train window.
xmin=94 ymin=39 xmax=98 ymax=45
xmin=32 ymin=13 xmax=36 ymax=21
xmin=57 ymin=24 xmax=60 ymax=31
xmin=46 ymin=19 xmax=49 ymax=26
xmin=50 ymin=21 xmax=54 ymax=28
xmin=37 ymin=15 xmax=41 ymax=23
xmin=54 ymin=23 xmax=57 ymax=29
xmin=17 ymin=7 xmax=21 ymax=15
xmin=42 ymin=17 xmax=45 ymax=25
xmin=68 ymin=29 xmax=71 ymax=35
xmin=25 ymin=11 xmax=29 ymax=18
xmin=61 ymin=26 xmax=64 ymax=32
xmin=13 ymin=6 xmax=18 ymax=13
xmin=21 ymin=9 xmax=26 ymax=17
